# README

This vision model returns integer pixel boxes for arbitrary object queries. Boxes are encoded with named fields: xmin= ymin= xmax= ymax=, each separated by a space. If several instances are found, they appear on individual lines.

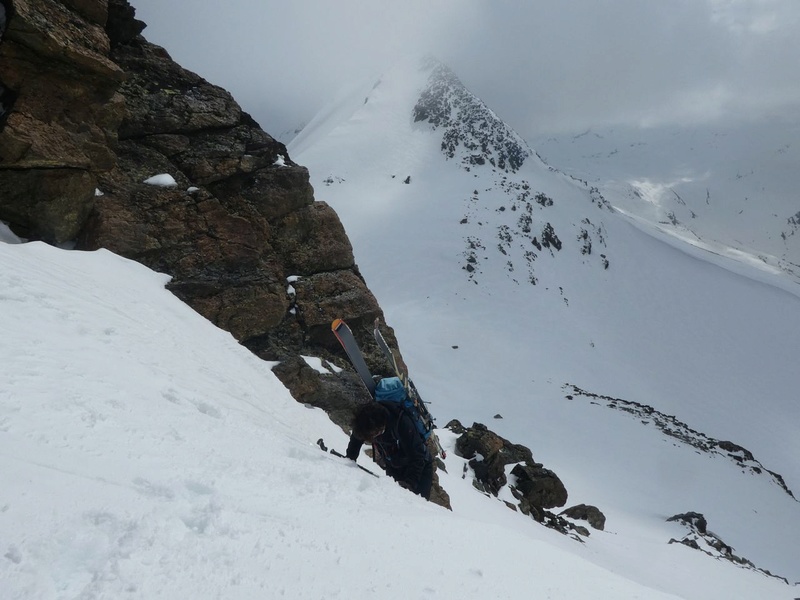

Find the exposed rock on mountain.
xmin=667 ymin=512 xmax=789 ymax=583
xmin=414 ymin=59 xmax=529 ymax=173
xmin=447 ymin=421 xmax=569 ymax=517
xmin=564 ymin=384 xmax=797 ymax=500
xmin=0 ymin=0 xmax=125 ymax=243
xmin=560 ymin=503 xmax=606 ymax=531
xmin=445 ymin=420 xmax=598 ymax=539
xmin=0 ymin=0 xmax=396 ymax=425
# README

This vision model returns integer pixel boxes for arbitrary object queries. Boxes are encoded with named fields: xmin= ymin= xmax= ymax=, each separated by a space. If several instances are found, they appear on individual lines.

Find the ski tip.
xmin=331 ymin=318 xmax=344 ymax=331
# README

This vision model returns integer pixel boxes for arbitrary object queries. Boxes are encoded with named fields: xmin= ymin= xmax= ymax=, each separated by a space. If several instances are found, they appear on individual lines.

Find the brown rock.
xmin=561 ymin=504 xmax=606 ymax=530
xmin=0 ymin=167 xmax=95 ymax=243
xmin=294 ymin=270 xmax=382 ymax=331
xmin=62 ymin=0 xmax=108 ymax=26
xmin=451 ymin=421 xmax=568 ymax=510
xmin=6 ymin=0 xmax=120 ymax=79
xmin=0 ymin=0 xmax=123 ymax=241
xmin=273 ymin=202 xmax=355 ymax=274
xmin=174 ymin=281 xmax=289 ymax=341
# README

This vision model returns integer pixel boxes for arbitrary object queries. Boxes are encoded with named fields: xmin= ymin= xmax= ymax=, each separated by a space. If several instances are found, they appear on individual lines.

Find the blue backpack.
xmin=374 ymin=377 xmax=435 ymax=442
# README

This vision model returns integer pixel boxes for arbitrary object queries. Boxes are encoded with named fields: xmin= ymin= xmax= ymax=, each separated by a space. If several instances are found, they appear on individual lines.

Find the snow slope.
xmin=291 ymin=58 xmax=800 ymax=593
xmin=532 ymin=121 xmax=800 ymax=283
xmin=1 ymin=239 xmax=725 ymax=600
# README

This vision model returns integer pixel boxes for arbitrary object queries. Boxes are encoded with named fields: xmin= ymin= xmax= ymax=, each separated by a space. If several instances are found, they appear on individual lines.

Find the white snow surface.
xmin=1 ymin=221 xmax=21 ymax=244
xmin=142 ymin=173 xmax=178 ymax=187
xmin=1 ymin=242 xmax=709 ymax=600
xmin=292 ymin=59 xmax=800 ymax=597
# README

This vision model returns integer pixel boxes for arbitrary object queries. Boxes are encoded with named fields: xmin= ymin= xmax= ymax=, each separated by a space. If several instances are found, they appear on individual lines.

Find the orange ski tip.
xmin=331 ymin=318 xmax=343 ymax=330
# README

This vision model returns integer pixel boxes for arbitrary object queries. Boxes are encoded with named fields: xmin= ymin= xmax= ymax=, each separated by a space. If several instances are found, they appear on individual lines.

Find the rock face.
xmin=0 ymin=0 xmax=125 ymax=243
xmin=0 ymin=0 xmax=385 ymax=365
xmin=80 ymin=2 xmax=380 ymax=364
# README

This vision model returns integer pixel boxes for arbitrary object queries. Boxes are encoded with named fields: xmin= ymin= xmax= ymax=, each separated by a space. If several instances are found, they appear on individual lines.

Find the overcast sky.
xmin=130 ymin=0 xmax=800 ymax=141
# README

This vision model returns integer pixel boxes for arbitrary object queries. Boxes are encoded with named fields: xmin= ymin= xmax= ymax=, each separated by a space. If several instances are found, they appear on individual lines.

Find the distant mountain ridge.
xmin=533 ymin=123 xmax=800 ymax=284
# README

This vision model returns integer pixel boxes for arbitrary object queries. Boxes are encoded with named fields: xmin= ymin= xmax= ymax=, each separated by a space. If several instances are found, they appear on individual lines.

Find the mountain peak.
xmin=413 ymin=58 xmax=531 ymax=173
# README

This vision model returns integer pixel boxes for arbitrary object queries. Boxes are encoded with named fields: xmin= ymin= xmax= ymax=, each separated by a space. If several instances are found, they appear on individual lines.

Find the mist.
xmin=129 ymin=0 xmax=800 ymax=141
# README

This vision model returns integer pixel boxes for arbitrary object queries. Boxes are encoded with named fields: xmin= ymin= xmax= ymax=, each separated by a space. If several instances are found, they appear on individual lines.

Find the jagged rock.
xmin=106 ymin=0 xmax=144 ymax=47
xmin=110 ymin=34 xmax=240 ymax=138
xmin=561 ymin=503 xmax=606 ymax=531
xmin=510 ymin=463 xmax=569 ymax=512
xmin=449 ymin=420 xmax=568 ymax=510
xmin=0 ymin=0 xmax=125 ymax=243
xmin=71 ymin=4 xmax=368 ymax=360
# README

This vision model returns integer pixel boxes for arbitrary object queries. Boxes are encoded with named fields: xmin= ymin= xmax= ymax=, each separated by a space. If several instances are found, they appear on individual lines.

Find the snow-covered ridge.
xmin=565 ymin=384 xmax=797 ymax=501
xmin=413 ymin=58 xmax=531 ymax=173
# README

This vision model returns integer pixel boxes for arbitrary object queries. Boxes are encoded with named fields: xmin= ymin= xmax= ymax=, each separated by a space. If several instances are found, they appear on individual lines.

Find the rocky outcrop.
xmin=446 ymin=420 xmax=599 ymax=538
xmin=560 ymin=503 xmax=606 ymax=531
xmin=77 ymin=7 xmax=358 ymax=357
xmin=447 ymin=420 xmax=573 ymax=523
xmin=667 ymin=512 xmax=789 ymax=583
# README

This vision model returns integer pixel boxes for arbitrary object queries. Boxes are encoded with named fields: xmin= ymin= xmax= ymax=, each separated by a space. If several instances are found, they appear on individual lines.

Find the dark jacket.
xmin=346 ymin=402 xmax=432 ymax=497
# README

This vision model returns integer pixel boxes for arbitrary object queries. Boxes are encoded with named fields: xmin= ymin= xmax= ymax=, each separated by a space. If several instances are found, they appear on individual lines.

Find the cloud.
xmin=130 ymin=0 xmax=800 ymax=139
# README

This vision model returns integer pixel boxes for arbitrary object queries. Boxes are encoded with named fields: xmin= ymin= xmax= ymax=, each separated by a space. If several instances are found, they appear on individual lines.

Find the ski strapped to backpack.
xmin=329 ymin=317 xmax=445 ymax=458
xmin=331 ymin=318 xmax=376 ymax=396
